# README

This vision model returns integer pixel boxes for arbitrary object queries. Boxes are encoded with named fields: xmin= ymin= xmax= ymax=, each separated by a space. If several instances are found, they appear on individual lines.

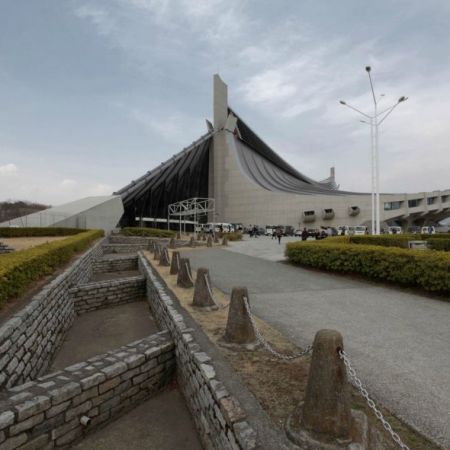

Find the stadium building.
xmin=115 ymin=75 xmax=450 ymax=231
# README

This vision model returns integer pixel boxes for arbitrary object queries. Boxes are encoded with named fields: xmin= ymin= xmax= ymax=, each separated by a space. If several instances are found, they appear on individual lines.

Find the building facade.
xmin=116 ymin=75 xmax=450 ymax=230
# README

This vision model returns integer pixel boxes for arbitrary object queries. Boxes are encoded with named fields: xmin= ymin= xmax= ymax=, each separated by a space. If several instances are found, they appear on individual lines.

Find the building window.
xmin=304 ymin=210 xmax=315 ymax=216
xmin=384 ymin=201 xmax=402 ymax=210
xmin=408 ymin=199 xmax=421 ymax=208
xmin=427 ymin=197 xmax=436 ymax=205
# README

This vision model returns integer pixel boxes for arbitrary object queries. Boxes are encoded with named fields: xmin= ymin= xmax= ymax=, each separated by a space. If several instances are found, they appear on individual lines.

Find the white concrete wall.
xmin=209 ymin=75 xmax=450 ymax=229
xmin=0 ymin=196 xmax=124 ymax=232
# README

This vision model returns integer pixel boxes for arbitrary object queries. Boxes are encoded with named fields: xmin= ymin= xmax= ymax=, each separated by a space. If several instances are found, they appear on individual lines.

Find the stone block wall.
xmin=92 ymin=255 xmax=138 ymax=274
xmin=70 ymin=276 xmax=146 ymax=314
xmin=0 ymin=239 xmax=105 ymax=390
xmin=0 ymin=332 xmax=175 ymax=449
xmin=102 ymin=243 xmax=151 ymax=254
xmin=138 ymin=254 xmax=257 ymax=450
xmin=108 ymin=236 xmax=158 ymax=245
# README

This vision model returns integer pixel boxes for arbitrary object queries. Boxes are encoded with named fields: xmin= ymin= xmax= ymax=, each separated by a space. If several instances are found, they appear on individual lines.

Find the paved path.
xmin=73 ymin=387 xmax=201 ymax=450
xmin=182 ymin=237 xmax=450 ymax=449
xmin=50 ymin=302 xmax=158 ymax=371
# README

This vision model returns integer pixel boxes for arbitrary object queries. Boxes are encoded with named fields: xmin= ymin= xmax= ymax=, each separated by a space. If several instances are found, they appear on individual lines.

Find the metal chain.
xmin=203 ymin=273 xmax=219 ymax=307
xmin=243 ymin=297 xmax=312 ymax=360
xmin=339 ymin=350 xmax=411 ymax=450
xmin=185 ymin=262 xmax=195 ymax=284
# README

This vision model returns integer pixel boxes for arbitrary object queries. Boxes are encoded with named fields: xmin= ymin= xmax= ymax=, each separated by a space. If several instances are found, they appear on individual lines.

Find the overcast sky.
xmin=1 ymin=0 xmax=449 ymax=205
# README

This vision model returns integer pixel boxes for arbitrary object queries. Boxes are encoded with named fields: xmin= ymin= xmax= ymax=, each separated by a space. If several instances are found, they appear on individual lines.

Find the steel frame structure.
xmin=168 ymin=197 xmax=215 ymax=237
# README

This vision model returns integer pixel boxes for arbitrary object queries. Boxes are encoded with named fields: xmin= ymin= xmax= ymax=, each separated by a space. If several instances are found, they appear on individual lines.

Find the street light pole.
xmin=340 ymin=67 xmax=407 ymax=235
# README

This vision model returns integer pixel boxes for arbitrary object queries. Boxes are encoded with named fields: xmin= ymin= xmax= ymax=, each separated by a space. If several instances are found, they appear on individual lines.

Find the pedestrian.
xmin=277 ymin=228 xmax=282 ymax=245
xmin=301 ymin=227 xmax=308 ymax=241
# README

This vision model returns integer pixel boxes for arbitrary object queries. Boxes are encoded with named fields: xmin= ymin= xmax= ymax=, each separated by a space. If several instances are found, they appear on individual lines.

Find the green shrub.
xmin=350 ymin=235 xmax=450 ymax=251
xmin=285 ymin=241 xmax=450 ymax=294
xmin=121 ymin=227 xmax=175 ymax=238
xmin=0 ymin=229 xmax=103 ymax=307
xmin=350 ymin=235 xmax=411 ymax=248
xmin=427 ymin=238 xmax=450 ymax=252
xmin=0 ymin=227 xmax=84 ymax=238
xmin=225 ymin=232 xmax=243 ymax=241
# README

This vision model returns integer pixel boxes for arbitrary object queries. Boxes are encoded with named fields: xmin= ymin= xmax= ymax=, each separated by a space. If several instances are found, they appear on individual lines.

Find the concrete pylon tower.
xmin=210 ymin=74 xmax=230 ymax=222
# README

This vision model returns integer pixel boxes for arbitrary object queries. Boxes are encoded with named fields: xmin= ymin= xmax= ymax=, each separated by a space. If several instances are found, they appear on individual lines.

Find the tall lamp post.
xmin=340 ymin=66 xmax=407 ymax=235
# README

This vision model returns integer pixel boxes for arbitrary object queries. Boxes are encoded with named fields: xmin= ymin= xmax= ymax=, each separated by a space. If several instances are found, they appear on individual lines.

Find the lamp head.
xmin=339 ymin=100 xmax=346 ymax=105
xmin=365 ymin=66 xmax=371 ymax=72
xmin=398 ymin=96 xmax=407 ymax=103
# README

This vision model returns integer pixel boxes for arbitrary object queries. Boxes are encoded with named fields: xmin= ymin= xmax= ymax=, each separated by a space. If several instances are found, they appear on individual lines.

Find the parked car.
xmin=421 ymin=226 xmax=436 ymax=235
xmin=348 ymin=226 xmax=368 ymax=236
xmin=294 ymin=229 xmax=302 ymax=237
xmin=336 ymin=226 xmax=349 ymax=236
xmin=388 ymin=226 xmax=402 ymax=235
xmin=265 ymin=226 xmax=275 ymax=236
xmin=407 ymin=226 xmax=421 ymax=234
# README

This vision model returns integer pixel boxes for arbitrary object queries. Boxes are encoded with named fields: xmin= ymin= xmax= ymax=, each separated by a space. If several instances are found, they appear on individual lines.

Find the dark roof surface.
xmin=115 ymin=131 xmax=213 ymax=205
xmin=229 ymin=107 xmax=317 ymax=185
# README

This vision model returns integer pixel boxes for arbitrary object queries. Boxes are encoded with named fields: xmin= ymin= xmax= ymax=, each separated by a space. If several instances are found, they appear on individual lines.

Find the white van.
xmin=348 ymin=226 xmax=367 ymax=236
xmin=388 ymin=226 xmax=402 ymax=235
xmin=421 ymin=226 xmax=435 ymax=235
xmin=205 ymin=223 xmax=234 ymax=233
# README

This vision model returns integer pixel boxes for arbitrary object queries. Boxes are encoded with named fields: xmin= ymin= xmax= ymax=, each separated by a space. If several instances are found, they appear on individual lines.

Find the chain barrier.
xmin=185 ymin=262 xmax=195 ymax=284
xmin=243 ymin=297 xmax=312 ymax=360
xmin=339 ymin=350 xmax=411 ymax=450
xmin=203 ymin=273 xmax=220 ymax=307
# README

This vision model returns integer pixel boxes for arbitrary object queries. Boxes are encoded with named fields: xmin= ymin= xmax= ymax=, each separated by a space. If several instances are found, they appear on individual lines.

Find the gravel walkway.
xmin=182 ymin=237 xmax=450 ymax=449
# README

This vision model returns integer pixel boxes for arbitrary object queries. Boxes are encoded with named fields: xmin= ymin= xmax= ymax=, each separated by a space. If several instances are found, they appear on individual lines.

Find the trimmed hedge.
xmin=226 ymin=232 xmax=243 ymax=241
xmin=427 ymin=238 xmax=450 ymax=252
xmin=350 ymin=235 xmax=450 ymax=251
xmin=121 ymin=227 xmax=175 ymax=238
xmin=0 ymin=227 xmax=84 ymax=238
xmin=285 ymin=241 xmax=450 ymax=294
xmin=0 ymin=229 xmax=103 ymax=307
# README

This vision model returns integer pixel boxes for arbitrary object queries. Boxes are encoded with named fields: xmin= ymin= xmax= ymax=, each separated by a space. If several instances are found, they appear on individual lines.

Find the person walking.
xmin=301 ymin=227 xmax=308 ymax=241
xmin=276 ymin=228 xmax=282 ymax=245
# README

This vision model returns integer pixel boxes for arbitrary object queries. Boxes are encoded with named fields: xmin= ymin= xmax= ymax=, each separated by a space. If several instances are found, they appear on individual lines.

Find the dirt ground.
xmin=144 ymin=249 xmax=440 ymax=450
xmin=1 ymin=236 xmax=67 ymax=251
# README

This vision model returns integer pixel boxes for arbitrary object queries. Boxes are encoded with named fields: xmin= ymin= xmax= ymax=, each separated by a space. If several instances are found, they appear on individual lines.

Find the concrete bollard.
xmin=222 ymin=236 xmax=228 ymax=246
xmin=224 ymin=287 xmax=256 ymax=344
xmin=159 ymin=248 xmax=171 ymax=267
xmin=202 ymin=233 xmax=206 ymax=241
xmin=214 ymin=234 xmax=219 ymax=244
xmin=170 ymin=251 xmax=180 ymax=275
xmin=169 ymin=238 xmax=176 ymax=249
xmin=176 ymin=231 xmax=181 ymax=240
xmin=153 ymin=244 xmax=161 ymax=261
xmin=192 ymin=268 xmax=216 ymax=308
xmin=207 ymin=236 xmax=213 ymax=247
xmin=189 ymin=236 xmax=196 ymax=247
xmin=287 ymin=329 xmax=352 ymax=449
xmin=149 ymin=240 xmax=156 ymax=252
xmin=177 ymin=258 xmax=194 ymax=288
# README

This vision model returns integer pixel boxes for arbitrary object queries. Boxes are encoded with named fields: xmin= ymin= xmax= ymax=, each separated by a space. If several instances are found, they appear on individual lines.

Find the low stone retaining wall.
xmin=0 ymin=239 xmax=105 ymax=390
xmin=0 ymin=331 xmax=175 ymax=449
xmin=102 ymin=243 xmax=151 ymax=254
xmin=138 ymin=253 xmax=257 ymax=450
xmin=92 ymin=255 xmax=138 ymax=274
xmin=70 ymin=276 xmax=146 ymax=314
xmin=109 ymin=236 xmax=157 ymax=245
